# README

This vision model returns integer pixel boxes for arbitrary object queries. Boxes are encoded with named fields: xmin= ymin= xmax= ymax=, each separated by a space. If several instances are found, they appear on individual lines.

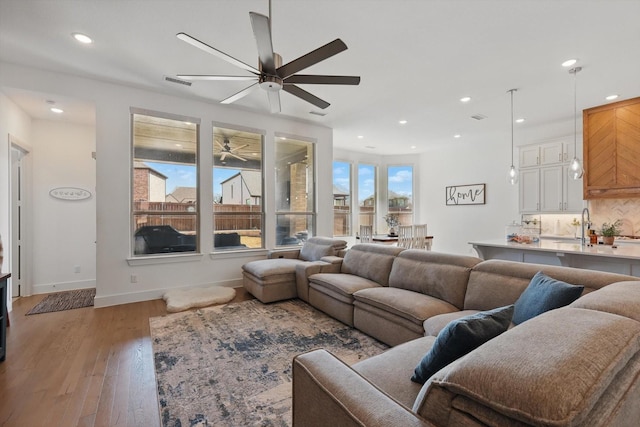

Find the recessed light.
xmin=562 ymin=58 xmax=577 ymax=67
xmin=516 ymin=118 xmax=526 ymax=123
xmin=605 ymin=94 xmax=619 ymax=101
xmin=72 ymin=32 xmax=93 ymax=44
xmin=50 ymin=107 xmax=64 ymax=114
xmin=410 ymin=145 xmax=416 ymax=149
xmin=460 ymin=96 xmax=471 ymax=103
xmin=453 ymin=134 xmax=461 ymax=138
xmin=399 ymin=120 xmax=407 ymax=125
xmin=175 ymin=144 xmax=182 ymax=147
xmin=357 ymin=135 xmax=364 ymax=139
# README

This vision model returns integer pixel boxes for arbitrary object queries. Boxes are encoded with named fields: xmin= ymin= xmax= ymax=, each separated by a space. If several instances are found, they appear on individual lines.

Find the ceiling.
xmin=1 ymin=0 xmax=639 ymax=155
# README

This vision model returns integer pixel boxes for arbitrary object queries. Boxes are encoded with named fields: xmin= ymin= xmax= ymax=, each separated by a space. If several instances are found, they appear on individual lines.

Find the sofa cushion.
xmin=309 ymin=273 xmax=381 ymax=304
xmin=242 ymin=258 xmax=307 ymax=280
xmin=570 ymin=280 xmax=640 ymax=322
xmin=388 ymin=250 xmax=481 ymax=309
xmin=417 ymin=308 xmax=640 ymax=426
xmin=299 ymin=241 xmax=335 ymax=261
xmin=341 ymin=244 xmax=404 ymax=286
xmin=411 ymin=305 xmax=514 ymax=385
xmin=353 ymin=287 xmax=459 ymax=327
xmin=423 ymin=310 xmax=483 ymax=337
xmin=512 ymin=271 xmax=583 ymax=325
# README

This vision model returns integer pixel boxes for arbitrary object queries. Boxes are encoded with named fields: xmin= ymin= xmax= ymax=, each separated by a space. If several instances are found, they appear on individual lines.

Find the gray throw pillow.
xmin=299 ymin=242 xmax=335 ymax=261
xmin=411 ymin=305 xmax=514 ymax=385
xmin=512 ymin=271 xmax=584 ymax=325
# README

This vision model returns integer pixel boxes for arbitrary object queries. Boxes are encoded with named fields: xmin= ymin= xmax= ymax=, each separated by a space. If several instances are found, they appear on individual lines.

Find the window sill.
xmin=209 ymin=248 xmax=269 ymax=260
xmin=127 ymin=253 xmax=204 ymax=266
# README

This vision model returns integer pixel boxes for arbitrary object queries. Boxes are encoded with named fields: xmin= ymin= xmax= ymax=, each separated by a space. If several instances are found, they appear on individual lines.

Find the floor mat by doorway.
xmin=26 ymin=288 xmax=96 ymax=315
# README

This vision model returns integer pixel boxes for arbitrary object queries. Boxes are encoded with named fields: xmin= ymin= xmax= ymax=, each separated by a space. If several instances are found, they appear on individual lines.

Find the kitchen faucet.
xmin=581 ymin=207 xmax=591 ymax=246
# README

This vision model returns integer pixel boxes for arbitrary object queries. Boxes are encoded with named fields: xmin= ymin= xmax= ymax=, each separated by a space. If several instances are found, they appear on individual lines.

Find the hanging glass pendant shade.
xmin=568 ymin=66 xmax=584 ymax=180
xmin=507 ymin=89 xmax=518 ymax=185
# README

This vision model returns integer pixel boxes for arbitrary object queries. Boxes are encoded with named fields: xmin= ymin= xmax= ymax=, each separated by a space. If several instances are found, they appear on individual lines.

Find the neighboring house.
xmin=388 ymin=190 xmax=411 ymax=209
xmin=333 ymin=184 xmax=349 ymax=206
xmin=221 ymin=171 xmax=261 ymax=205
xmin=133 ymin=161 xmax=167 ymax=202
xmin=165 ymin=186 xmax=197 ymax=204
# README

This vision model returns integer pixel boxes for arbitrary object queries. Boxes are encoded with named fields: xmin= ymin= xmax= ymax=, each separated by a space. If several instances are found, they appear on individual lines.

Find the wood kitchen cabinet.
xmin=583 ymin=96 xmax=640 ymax=199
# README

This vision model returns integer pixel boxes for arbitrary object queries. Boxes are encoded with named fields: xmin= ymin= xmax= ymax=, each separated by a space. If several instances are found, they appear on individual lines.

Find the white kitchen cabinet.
xmin=518 ymin=139 xmax=583 ymax=213
xmin=519 ymin=145 xmax=540 ymax=168
xmin=519 ymin=169 xmax=540 ymax=212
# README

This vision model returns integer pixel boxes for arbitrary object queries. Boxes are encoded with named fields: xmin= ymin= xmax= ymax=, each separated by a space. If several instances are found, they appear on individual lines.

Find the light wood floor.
xmin=0 ymin=288 xmax=253 ymax=427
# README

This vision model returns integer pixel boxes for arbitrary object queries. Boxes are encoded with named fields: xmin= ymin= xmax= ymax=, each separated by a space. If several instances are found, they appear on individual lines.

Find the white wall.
xmin=0 ymin=92 xmax=32 ymax=306
xmin=31 ymin=120 xmax=96 ymax=293
xmin=0 ymin=62 xmax=334 ymax=307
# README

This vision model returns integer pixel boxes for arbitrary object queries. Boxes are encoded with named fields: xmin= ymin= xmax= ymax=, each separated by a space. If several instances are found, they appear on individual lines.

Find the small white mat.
xmin=163 ymin=286 xmax=236 ymax=313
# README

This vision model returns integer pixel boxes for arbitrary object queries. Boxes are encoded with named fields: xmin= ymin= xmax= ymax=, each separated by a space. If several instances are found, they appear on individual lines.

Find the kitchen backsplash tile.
xmin=590 ymin=198 xmax=640 ymax=236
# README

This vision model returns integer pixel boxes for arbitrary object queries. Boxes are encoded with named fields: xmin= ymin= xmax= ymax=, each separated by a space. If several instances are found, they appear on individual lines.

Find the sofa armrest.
xmin=293 ymin=349 xmax=435 ymax=427
xmin=295 ymin=261 xmax=328 ymax=302
xmin=267 ymin=248 xmax=302 ymax=259
xmin=320 ymin=255 xmax=344 ymax=265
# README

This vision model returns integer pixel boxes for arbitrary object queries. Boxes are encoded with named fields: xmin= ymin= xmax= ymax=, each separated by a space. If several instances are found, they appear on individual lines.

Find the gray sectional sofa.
xmin=279 ymin=243 xmax=640 ymax=427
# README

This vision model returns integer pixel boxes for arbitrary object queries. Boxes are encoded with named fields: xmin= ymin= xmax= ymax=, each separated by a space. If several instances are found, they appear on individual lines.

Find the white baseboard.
xmin=32 ymin=279 xmax=97 ymax=295
xmin=93 ymin=278 xmax=243 ymax=308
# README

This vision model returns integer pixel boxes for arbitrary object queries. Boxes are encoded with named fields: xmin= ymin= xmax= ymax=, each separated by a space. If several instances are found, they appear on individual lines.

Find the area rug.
xmin=26 ymin=288 xmax=96 ymax=315
xmin=150 ymin=299 xmax=389 ymax=427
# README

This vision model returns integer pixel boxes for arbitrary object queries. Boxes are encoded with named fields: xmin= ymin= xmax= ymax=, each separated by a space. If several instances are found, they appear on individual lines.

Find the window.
xmin=213 ymin=126 xmax=264 ymax=250
xmin=332 ymin=161 xmax=351 ymax=236
xmin=132 ymin=112 xmax=199 ymax=255
xmin=358 ymin=164 xmax=377 ymax=232
xmin=387 ymin=165 xmax=413 ymax=225
xmin=275 ymin=136 xmax=315 ymax=246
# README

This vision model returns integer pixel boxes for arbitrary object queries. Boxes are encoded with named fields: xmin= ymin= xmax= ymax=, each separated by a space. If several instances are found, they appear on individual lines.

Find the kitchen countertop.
xmin=469 ymin=239 xmax=640 ymax=261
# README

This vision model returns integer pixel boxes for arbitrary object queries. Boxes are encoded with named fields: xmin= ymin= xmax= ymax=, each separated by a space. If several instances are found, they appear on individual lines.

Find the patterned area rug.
xmin=150 ymin=299 xmax=389 ymax=427
xmin=26 ymin=288 xmax=96 ymax=315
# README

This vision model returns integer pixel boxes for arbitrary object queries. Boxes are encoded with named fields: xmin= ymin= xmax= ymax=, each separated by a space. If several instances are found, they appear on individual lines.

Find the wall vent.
xmin=164 ymin=76 xmax=192 ymax=86
xmin=470 ymin=114 xmax=487 ymax=120
xmin=309 ymin=111 xmax=327 ymax=116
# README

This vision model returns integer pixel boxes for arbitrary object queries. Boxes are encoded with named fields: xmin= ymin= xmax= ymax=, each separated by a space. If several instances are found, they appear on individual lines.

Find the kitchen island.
xmin=469 ymin=239 xmax=640 ymax=277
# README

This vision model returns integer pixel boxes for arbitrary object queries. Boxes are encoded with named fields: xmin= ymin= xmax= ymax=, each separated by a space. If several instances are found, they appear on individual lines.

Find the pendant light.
xmin=568 ymin=66 xmax=584 ymax=180
xmin=507 ymin=88 xmax=518 ymax=185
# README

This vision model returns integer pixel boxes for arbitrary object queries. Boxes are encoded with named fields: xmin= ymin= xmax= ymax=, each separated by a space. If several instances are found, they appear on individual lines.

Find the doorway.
xmin=10 ymin=137 xmax=30 ymax=299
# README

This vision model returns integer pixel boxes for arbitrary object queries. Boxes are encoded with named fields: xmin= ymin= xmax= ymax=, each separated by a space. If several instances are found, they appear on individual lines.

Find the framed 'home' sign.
xmin=445 ymin=183 xmax=486 ymax=206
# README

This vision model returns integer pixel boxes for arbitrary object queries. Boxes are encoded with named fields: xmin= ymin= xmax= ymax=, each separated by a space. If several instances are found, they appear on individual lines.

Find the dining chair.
xmin=412 ymin=224 xmax=428 ymax=249
xmin=397 ymin=225 xmax=413 ymax=248
xmin=359 ymin=225 xmax=373 ymax=243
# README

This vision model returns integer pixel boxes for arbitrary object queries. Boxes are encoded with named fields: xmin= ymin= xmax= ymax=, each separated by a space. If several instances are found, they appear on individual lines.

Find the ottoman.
xmin=242 ymin=258 xmax=309 ymax=303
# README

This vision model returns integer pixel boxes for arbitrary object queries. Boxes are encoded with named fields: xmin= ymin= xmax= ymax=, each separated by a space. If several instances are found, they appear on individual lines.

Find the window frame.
xmin=332 ymin=160 xmax=352 ymax=237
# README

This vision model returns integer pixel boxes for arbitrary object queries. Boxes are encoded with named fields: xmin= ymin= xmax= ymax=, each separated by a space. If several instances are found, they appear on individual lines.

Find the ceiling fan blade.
xmin=229 ymin=144 xmax=250 ymax=153
xmin=177 ymin=32 xmax=260 ymax=75
xmin=249 ymin=12 xmax=276 ymax=74
xmin=228 ymin=152 xmax=248 ymax=161
xmin=282 ymin=85 xmax=330 ymax=109
xmin=177 ymin=75 xmax=257 ymax=81
xmin=277 ymin=39 xmax=348 ymax=79
xmin=220 ymin=152 xmax=228 ymax=161
xmin=220 ymin=82 xmax=259 ymax=104
xmin=267 ymin=90 xmax=281 ymax=113
xmin=284 ymin=75 xmax=361 ymax=85
xmin=215 ymin=140 xmax=225 ymax=150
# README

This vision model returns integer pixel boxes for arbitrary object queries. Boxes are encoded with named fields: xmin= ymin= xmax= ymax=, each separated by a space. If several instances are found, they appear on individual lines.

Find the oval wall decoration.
xmin=49 ymin=187 xmax=92 ymax=201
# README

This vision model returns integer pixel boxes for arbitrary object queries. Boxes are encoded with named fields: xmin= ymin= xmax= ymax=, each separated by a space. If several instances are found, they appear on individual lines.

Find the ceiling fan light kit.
xmin=175 ymin=1 xmax=360 ymax=113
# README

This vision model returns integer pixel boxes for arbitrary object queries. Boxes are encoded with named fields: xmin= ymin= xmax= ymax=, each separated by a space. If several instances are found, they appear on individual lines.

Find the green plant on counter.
xmin=599 ymin=219 xmax=623 ymax=237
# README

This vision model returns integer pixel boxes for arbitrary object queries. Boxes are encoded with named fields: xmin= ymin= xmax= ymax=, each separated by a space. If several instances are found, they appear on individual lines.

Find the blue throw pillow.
xmin=411 ymin=305 xmax=514 ymax=385
xmin=512 ymin=271 xmax=584 ymax=325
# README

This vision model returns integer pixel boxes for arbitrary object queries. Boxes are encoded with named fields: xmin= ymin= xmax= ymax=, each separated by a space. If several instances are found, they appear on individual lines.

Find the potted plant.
xmin=599 ymin=219 xmax=623 ymax=245
xmin=383 ymin=214 xmax=399 ymax=236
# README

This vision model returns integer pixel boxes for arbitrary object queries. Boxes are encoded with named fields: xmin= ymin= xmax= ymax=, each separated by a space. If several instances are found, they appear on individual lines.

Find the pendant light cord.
xmin=509 ymin=89 xmax=516 ymax=166
xmin=570 ymin=67 xmax=582 ymax=155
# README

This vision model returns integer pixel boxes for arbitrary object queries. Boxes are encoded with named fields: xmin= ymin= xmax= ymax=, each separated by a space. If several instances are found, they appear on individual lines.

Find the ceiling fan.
xmin=175 ymin=0 xmax=360 ymax=113
xmin=216 ymin=138 xmax=249 ymax=162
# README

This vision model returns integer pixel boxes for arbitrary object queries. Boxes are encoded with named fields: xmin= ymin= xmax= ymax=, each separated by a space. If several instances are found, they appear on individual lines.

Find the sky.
xmin=146 ymin=161 xmax=238 ymax=197
xmin=333 ymin=162 xmax=413 ymax=204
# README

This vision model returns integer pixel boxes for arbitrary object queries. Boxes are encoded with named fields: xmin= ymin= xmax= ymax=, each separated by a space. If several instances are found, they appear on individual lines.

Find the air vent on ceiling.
xmin=309 ymin=111 xmax=327 ymax=116
xmin=164 ymin=76 xmax=192 ymax=86
xmin=470 ymin=114 xmax=487 ymax=120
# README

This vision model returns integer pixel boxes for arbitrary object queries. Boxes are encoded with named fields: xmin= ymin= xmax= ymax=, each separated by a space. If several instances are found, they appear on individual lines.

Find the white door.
xmin=10 ymin=144 xmax=29 ymax=297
